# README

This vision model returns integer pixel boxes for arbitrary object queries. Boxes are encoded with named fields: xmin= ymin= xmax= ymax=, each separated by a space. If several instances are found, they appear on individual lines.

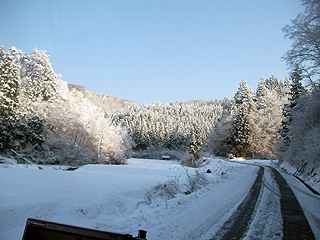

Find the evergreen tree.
xmin=0 ymin=46 xmax=132 ymax=164
xmin=209 ymin=75 xmax=289 ymax=159
xmin=265 ymin=74 xmax=281 ymax=94
xmin=281 ymin=87 xmax=320 ymax=175
xmin=229 ymin=80 xmax=255 ymax=158
xmin=0 ymin=46 xmax=20 ymax=118
xmin=256 ymin=77 xmax=268 ymax=109
xmin=256 ymin=77 xmax=266 ymax=98
xmin=112 ymin=99 xmax=225 ymax=154
xmin=21 ymin=48 xmax=58 ymax=101
xmin=0 ymin=47 xmax=21 ymax=152
xmin=0 ymin=47 xmax=45 ymax=153
xmin=280 ymin=76 xmax=291 ymax=97
xmin=189 ymin=126 xmax=203 ymax=161
xmin=280 ymin=65 xmax=306 ymax=145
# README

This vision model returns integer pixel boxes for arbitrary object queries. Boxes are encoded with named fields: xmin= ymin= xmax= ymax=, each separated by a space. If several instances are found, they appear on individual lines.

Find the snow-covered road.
xmin=0 ymin=158 xmax=319 ymax=239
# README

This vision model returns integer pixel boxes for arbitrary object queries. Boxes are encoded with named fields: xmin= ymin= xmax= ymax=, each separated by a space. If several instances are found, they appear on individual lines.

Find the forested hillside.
xmin=68 ymin=84 xmax=135 ymax=113
xmin=0 ymin=2 xmax=319 ymax=183
xmin=0 ymin=47 xmax=132 ymax=165
xmin=0 ymin=45 xmax=318 ymax=179
xmin=110 ymin=99 xmax=229 ymax=160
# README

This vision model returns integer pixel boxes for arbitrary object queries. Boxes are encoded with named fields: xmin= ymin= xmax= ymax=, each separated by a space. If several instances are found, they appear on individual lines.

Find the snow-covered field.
xmin=0 ymin=158 xmax=319 ymax=239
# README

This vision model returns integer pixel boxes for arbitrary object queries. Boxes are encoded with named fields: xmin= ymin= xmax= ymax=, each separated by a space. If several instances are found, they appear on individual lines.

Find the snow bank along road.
xmin=0 ymin=158 xmax=319 ymax=239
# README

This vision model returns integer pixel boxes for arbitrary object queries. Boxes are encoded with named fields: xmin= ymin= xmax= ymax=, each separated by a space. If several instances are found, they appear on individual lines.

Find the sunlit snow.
xmin=0 ymin=158 xmax=319 ymax=239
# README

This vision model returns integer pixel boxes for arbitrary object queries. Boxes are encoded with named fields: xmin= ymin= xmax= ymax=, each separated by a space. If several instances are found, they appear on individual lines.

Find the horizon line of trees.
xmin=1 ymin=46 xmax=292 ymax=166
xmin=0 ymin=1 xmax=319 ymax=177
xmin=0 ymin=45 xmax=318 ymax=172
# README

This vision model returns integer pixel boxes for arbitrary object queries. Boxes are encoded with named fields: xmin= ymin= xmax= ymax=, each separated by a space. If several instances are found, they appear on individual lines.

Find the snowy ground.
xmin=0 ymin=158 xmax=319 ymax=240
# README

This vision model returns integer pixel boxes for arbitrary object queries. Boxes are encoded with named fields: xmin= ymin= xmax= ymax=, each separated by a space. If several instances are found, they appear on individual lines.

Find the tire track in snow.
xmin=271 ymin=168 xmax=315 ymax=240
xmin=206 ymin=160 xmax=316 ymax=240
xmin=243 ymin=167 xmax=282 ymax=240
xmin=211 ymin=167 xmax=264 ymax=240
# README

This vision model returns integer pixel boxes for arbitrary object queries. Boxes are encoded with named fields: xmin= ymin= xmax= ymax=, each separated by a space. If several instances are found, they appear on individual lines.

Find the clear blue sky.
xmin=2 ymin=0 xmax=304 ymax=104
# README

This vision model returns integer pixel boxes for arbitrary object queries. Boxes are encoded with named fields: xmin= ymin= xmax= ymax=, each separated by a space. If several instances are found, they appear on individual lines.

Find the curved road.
xmin=211 ymin=164 xmax=315 ymax=240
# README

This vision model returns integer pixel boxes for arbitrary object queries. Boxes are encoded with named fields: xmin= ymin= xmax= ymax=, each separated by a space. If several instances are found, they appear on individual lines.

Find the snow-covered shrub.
xmin=143 ymin=177 xmax=180 ymax=205
xmin=185 ymin=170 xmax=210 ymax=193
xmin=143 ymin=167 xmax=211 ymax=206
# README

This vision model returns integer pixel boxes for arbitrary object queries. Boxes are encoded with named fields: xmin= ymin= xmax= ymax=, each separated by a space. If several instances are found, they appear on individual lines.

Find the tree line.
xmin=111 ymin=100 xmax=227 ymax=151
xmin=0 ymin=1 xmax=319 ymax=176
xmin=0 ymin=46 xmax=318 ymax=170
xmin=109 ymin=75 xmax=290 ymax=165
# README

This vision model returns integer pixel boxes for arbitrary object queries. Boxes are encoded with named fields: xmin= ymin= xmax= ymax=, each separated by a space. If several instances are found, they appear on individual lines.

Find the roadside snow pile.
xmin=0 ymin=158 xmax=253 ymax=239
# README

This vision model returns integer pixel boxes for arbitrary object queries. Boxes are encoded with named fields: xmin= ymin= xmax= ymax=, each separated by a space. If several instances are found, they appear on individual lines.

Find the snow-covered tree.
xmin=256 ymin=77 xmax=266 ymax=98
xmin=21 ymin=48 xmax=58 ymax=102
xmin=209 ymin=75 xmax=288 ymax=159
xmin=256 ymin=77 xmax=269 ymax=109
xmin=30 ymin=79 xmax=132 ymax=165
xmin=280 ymin=76 xmax=291 ymax=97
xmin=282 ymin=0 xmax=320 ymax=84
xmin=250 ymin=89 xmax=287 ymax=159
xmin=279 ymin=1 xmax=320 ymax=183
xmin=280 ymin=87 xmax=320 ymax=182
xmin=0 ymin=46 xmax=132 ymax=165
xmin=0 ymin=47 xmax=21 ymax=152
xmin=111 ymin=99 xmax=225 ymax=157
xmin=228 ymin=79 xmax=256 ymax=158
xmin=189 ymin=126 xmax=203 ymax=161
xmin=207 ymin=107 xmax=233 ymax=157
xmin=280 ymin=66 xmax=306 ymax=146
xmin=264 ymin=74 xmax=281 ymax=95
xmin=0 ymin=46 xmax=20 ymax=118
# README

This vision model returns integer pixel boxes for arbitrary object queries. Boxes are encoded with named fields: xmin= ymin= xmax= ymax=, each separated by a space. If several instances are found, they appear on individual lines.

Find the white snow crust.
xmin=0 ymin=158 xmax=319 ymax=240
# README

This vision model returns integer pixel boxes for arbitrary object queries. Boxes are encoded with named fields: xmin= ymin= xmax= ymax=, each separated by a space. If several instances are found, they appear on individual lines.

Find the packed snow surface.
xmin=0 ymin=158 xmax=319 ymax=239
